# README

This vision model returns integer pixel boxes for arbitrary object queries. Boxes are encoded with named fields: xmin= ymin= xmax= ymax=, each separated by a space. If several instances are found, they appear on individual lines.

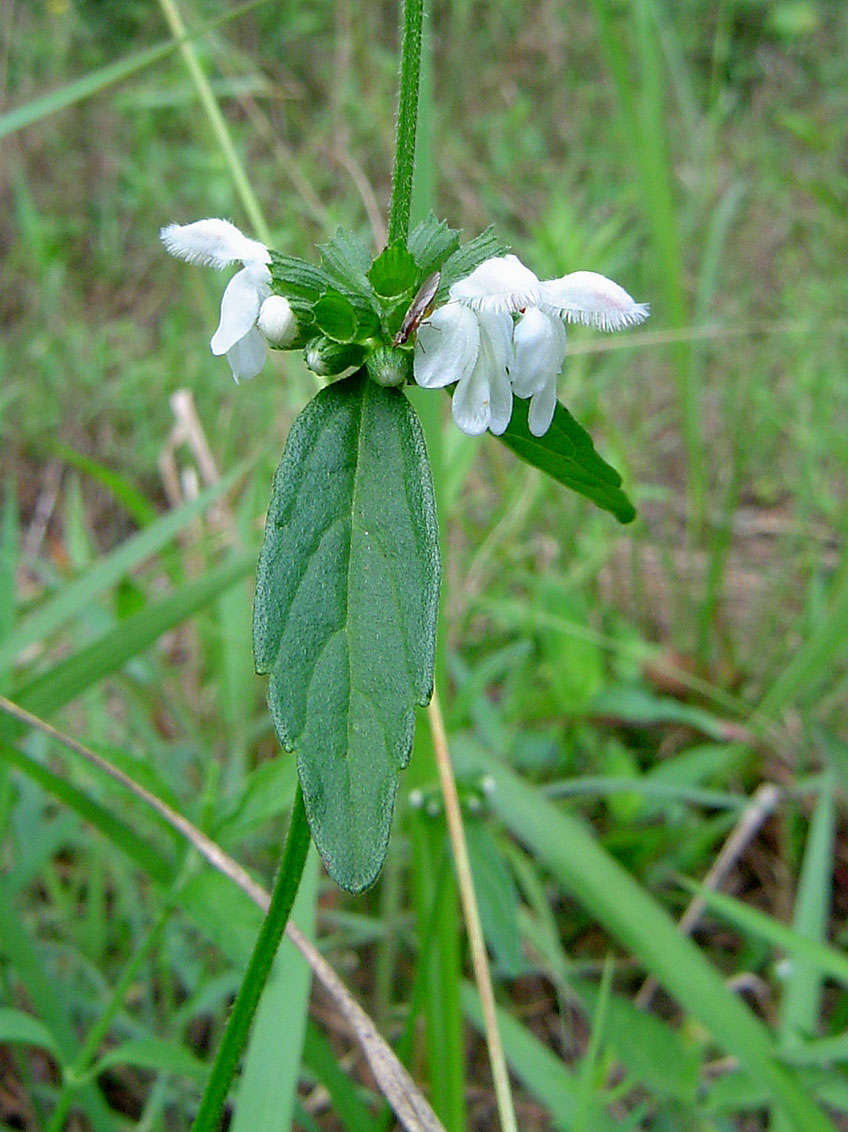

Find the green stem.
xmin=387 ymin=0 xmax=425 ymax=244
xmin=191 ymin=785 xmax=311 ymax=1132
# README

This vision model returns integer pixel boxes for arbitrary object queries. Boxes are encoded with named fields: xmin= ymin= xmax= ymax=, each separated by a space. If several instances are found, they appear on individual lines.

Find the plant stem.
xmin=191 ymin=785 xmax=311 ymax=1132
xmin=387 ymin=0 xmax=425 ymax=244
xmin=427 ymin=692 xmax=519 ymax=1132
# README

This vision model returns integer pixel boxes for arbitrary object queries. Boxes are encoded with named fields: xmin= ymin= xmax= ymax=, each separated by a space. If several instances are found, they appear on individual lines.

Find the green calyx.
xmin=266 ymin=214 xmax=508 ymax=388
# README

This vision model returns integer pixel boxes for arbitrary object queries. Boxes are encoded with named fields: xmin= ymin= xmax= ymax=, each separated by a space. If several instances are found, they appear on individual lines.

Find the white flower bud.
xmin=257 ymin=296 xmax=297 ymax=348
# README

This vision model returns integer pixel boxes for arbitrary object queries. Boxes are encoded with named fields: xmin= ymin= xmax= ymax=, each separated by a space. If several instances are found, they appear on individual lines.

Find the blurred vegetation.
xmin=2 ymin=0 xmax=848 ymax=1128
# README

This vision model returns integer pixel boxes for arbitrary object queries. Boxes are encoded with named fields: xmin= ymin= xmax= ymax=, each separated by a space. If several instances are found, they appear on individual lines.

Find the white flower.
xmin=414 ymin=302 xmax=513 ymax=436
xmin=160 ymin=218 xmax=296 ymax=383
xmin=415 ymin=254 xmax=649 ymax=438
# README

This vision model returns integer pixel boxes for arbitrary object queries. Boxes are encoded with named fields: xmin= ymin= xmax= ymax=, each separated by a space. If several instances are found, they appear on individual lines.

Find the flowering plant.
xmin=161 ymin=209 xmax=647 ymax=891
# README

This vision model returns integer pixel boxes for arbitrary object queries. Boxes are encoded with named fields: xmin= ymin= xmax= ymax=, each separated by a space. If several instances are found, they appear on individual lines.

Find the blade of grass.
xmin=0 ymin=876 xmax=118 ymax=1132
xmin=679 ymin=879 xmax=848 ymax=989
xmin=302 ymin=1020 xmax=377 ymax=1132
xmin=44 ymin=909 xmax=173 ymax=1132
xmin=0 ymin=469 xmax=244 ymax=674
xmin=0 ymin=0 xmax=270 ymax=141
xmin=229 ymin=847 xmax=317 ymax=1132
xmin=156 ymin=0 xmax=270 ymax=242
xmin=0 ymin=699 xmax=445 ymax=1132
xmin=462 ymin=744 xmax=835 ymax=1131
xmin=460 ymin=983 xmax=620 ymax=1132
xmin=11 ymin=551 xmax=255 ymax=720
xmin=780 ymin=776 xmax=836 ymax=1045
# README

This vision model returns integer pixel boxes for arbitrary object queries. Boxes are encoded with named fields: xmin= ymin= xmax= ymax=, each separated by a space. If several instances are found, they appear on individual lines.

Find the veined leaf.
xmin=499 ymin=398 xmax=636 ymax=523
xmin=407 ymin=213 xmax=461 ymax=278
xmin=254 ymin=372 xmax=439 ymax=892
xmin=318 ymin=228 xmax=374 ymax=297
xmin=368 ymin=241 xmax=419 ymax=299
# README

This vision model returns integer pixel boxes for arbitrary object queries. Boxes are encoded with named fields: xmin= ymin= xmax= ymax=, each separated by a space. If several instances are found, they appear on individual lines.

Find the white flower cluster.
xmin=161 ymin=220 xmax=648 ymax=438
xmin=414 ymin=254 xmax=649 ymax=438
xmin=160 ymin=219 xmax=296 ymax=383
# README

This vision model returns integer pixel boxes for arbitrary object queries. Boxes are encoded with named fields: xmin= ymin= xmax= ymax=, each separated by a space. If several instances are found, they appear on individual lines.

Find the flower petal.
xmin=449 ymin=254 xmax=542 ymax=313
xmin=487 ymin=365 xmax=513 ymax=436
xmin=528 ymin=378 xmax=557 ymax=437
xmin=540 ymin=271 xmax=649 ymax=331
xmin=511 ymin=307 xmax=567 ymax=397
xmin=160 ymin=218 xmax=270 ymax=269
xmin=210 ymin=268 xmax=262 ymax=356
xmin=414 ymin=302 xmax=479 ymax=389
xmin=451 ymin=365 xmax=491 ymax=436
xmin=450 ymin=310 xmax=514 ymax=436
xmin=226 ymin=326 xmax=266 ymax=383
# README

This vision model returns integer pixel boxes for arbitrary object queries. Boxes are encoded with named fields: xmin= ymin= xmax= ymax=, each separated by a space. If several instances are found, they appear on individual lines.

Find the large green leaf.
xmin=499 ymin=398 xmax=636 ymax=523
xmin=254 ymin=372 xmax=439 ymax=892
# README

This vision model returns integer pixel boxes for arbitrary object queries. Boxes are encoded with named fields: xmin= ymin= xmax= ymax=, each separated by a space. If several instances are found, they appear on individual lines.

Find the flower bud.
xmin=257 ymin=295 xmax=297 ymax=348
xmin=366 ymin=344 xmax=412 ymax=388
xmin=304 ymin=336 xmax=366 ymax=377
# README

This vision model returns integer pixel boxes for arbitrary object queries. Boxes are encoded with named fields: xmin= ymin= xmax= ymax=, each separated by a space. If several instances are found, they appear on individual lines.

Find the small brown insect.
xmin=392 ymin=271 xmax=441 ymax=346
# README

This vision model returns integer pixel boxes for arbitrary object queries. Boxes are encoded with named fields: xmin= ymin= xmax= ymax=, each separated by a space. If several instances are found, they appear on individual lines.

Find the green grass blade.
xmin=13 ymin=551 xmax=255 ymax=719
xmin=0 ymin=742 xmax=176 ymax=886
xmin=230 ymin=849 xmax=317 ymax=1132
xmin=781 ymin=777 xmax=836 ymax=1045
xmin=463 ymin=745 xmax=835 ymax=1131
xmin=681 ymin=879 xmax=848 ymax=989
xmin=0 ymin=878 xmax=118 ymax=1132
xmin=0 ymin=0 xmax=269 ymax=141
xmin=302 ymin=1020 xmax=376 ymax=1132
xmin=461 ymin=983 xmax=619 ymax=1132
xmin=0 ymin=470 xmax=244 ymax=674
xmin=0 ymin=1008 xmax=61 ymax=1059
xmin=46 ymin=444 xmax=158 ymax=527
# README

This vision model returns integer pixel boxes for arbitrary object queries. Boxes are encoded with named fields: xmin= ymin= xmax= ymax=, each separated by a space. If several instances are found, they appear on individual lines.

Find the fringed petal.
xmin=540 ymin=271 xmax=649 ymax=331
xmin=449 ymin=254 xmax=542 ymax=313
xmin=160 ymin=218 xmax=269 ymax=269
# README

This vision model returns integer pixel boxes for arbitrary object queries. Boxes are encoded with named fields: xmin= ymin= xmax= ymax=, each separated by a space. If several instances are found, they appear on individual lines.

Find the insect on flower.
xmin=393 ymin=271 xmax=441 ymax=346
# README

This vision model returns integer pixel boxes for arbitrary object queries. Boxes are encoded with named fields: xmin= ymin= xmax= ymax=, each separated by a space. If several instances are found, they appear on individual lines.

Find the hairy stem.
xmin=387 ymin=0 xmax=425 ymax=244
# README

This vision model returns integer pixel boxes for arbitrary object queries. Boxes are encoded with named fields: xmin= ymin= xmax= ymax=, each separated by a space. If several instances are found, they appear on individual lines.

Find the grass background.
xmin=2 ymin=0 xmax=848 ymax=1128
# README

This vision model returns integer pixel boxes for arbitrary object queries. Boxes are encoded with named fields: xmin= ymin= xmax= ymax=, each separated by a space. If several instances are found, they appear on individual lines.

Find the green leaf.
xmin=499 ymin=398 xmax=636 ymax=523
xmin=12 ymin=552 xmax=255 ymax=720
xmin=90 ymin=1038 xmax=206 ymax=1081
xmin=0 ymin=1007 xmax=61 ymax=1059
xmin=0 ymin=470 xmax=244 ymax=674
xmin=465 ymin=821 xmax=525 ymax=977
xmin=438 ymin=227 xmax=508 ymax=299
xmin=313 ymin=292 xmax=359 ymax=342
xmin=461 ymin=983 xmax=619 ymax=1131
xmin=407 ymin=212 xmax=461 ymax=278
xmin=268 ymin=253 xmax=332 ymax=305
xmin=318 ymin=228 xmax=374 ymax=297
xmin=367 ymin=242 xmax=419 ymax=299
xmin=254 ymin=373 xmax=439 ymax=893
